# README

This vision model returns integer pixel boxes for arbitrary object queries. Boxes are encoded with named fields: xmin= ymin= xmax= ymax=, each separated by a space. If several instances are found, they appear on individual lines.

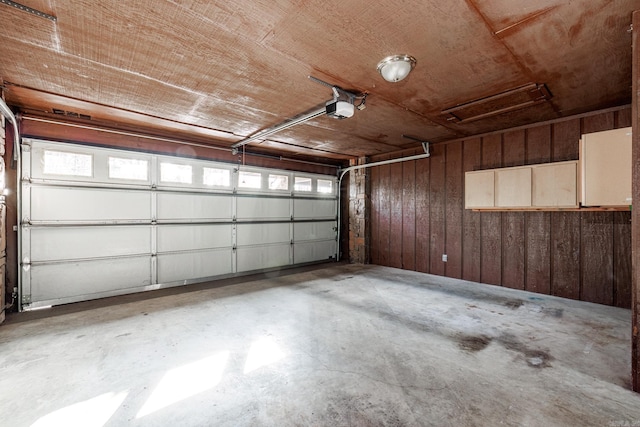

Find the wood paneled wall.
xmin=370 ymin=107 xmax=632 ymax=308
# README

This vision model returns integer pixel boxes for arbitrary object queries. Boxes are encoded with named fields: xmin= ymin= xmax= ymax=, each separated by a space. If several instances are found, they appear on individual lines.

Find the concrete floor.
xmin=1 ymin=264 xmax=640 ymax=426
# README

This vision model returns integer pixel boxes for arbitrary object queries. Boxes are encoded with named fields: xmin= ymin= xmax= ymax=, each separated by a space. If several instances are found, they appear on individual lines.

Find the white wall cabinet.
xmin=580 ymin=127 xmax=632 ymax=207
xmin=495 ymin=167 xmax=531 ymax=208
xmin=465 ymin=161 xmax=578 ymax=210
xmin=464 ymin=170 xmax=494 ymax=208
xmin=532 ymin=161 xmax=578 ymax=208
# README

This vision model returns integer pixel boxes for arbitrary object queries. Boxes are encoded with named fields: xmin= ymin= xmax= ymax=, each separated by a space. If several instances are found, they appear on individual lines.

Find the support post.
xmin=348 ymin=157 xmax=370 ymax=263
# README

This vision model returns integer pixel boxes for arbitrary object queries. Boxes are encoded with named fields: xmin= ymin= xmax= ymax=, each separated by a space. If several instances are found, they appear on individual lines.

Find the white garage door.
xmin=20 ymin=139 xmax=338 ymax=310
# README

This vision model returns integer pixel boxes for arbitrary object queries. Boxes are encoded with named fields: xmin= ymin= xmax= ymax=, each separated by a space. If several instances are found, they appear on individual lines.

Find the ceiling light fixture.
xmin=377 ymin=54 xmax=416 ymax=83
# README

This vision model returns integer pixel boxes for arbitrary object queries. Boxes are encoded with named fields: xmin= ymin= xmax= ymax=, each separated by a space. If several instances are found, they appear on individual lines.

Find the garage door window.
xmin=203 ymin=167 xmax=230 ymax=187
xmin=161 ymin=163 xmax=192 ymax=184
xmin=294 ymin=177 xmax=312 ymax=192
xmin=109 ymin=157 xmax=148 ymax=181
xmin=268 ymin=174 xmax=288 ymax=190
xmin=43 ymin=150 xmax=92 ymax=177
xmin=239 ymin=171 xmax=262 ymax=189
xmin=317 ymin=179 xmax=333 ymax=194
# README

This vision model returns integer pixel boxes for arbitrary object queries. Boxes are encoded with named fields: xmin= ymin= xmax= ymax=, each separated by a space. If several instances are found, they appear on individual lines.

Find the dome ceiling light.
xmin=377 ymin=54 xmax=417 ymax=83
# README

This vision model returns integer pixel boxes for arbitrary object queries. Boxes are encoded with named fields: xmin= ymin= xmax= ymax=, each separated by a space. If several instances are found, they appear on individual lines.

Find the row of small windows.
xmin=42 ymin=150 xmax=333 ymax=193
xmin=235 ymin=172 xmax=332 ymax=192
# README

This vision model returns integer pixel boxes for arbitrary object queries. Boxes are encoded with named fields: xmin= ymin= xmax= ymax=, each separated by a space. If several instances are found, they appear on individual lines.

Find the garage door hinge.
xmin=151 ymin=218 xmax=157 ymax=225
xmin=22 ymin=294 xmax=31 ymax=304
xmin=232 ymin=245 xmax=237 ymax=251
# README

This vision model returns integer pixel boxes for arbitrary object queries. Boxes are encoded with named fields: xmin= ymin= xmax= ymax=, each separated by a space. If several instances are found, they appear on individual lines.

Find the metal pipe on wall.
xmin=0 ymin=99 xmax=19 ymax=163
xmin=336 ymin=144 xmax=430 ymax=261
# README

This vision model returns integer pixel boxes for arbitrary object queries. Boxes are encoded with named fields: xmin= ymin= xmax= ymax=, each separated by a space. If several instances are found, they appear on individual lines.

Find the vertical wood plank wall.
xmin=369 ymin=107 xmax=632 ymax=308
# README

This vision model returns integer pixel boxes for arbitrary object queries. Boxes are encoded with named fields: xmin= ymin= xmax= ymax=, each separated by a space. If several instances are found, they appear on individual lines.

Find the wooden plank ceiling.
xmin=0 ymin=0 xmax=637 ymax=163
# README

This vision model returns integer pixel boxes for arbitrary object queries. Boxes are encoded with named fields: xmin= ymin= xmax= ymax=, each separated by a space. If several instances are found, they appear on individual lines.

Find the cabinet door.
xmin=581 ymin=127 xmax=632 ymax=206
xmin=495 ymin=167 xmax=531 ymax=208
xmin=532 ymin=161 xmax=578 ymax=208
xmin=465 ymin=170 xmax=494 ymax=208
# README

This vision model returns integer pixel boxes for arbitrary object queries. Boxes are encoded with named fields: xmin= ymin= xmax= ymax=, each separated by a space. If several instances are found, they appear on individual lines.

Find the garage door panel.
xmin=294 ymin=240 xmax=337 ymax=264
xmin=236 ymin=197 xmax=289 ymax=220
xmin=31 ymin=187 xmax=151 ymax=222
xmin=157 ymin=193 xmax=232 ymax=220
xmin=236 ymin=223 xmax=289 ymax=246
xmin=30 ymin=226 xmax=151 ymax=261
xmin=29 ymin=256 xmax=152 ymax=304
xmin=237 ymin=244 xmax=290 ymax=272
xmin=294 ymin=222 xmax=336 ymax=241
xmin=22 ymin=139 xmax=338 ymax=310
xmin=294 ymin=199 xmax=336 ymax=219
xmin=157 ymin=224 xmax=233 ymax=252
xmin=157 ymin=249 xmax=233 ymax=283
